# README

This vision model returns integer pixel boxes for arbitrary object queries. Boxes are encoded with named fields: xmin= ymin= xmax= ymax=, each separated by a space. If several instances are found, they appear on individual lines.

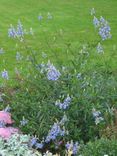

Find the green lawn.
xmin=0 ymin=0 xmax=117 ymax=83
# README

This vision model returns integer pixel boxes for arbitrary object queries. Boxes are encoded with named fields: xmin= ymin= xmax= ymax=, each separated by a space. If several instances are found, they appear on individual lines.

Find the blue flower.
xmin=16 ymin=20 xmax=24 ymax=37
xmin=45 ymin=123 xmax=65 ymax=143
xmin=38 ymin=61 xmax=61 ymax=80
xmin=0 ymin=121 xmax=6 ymax=128
xmin=47 ymin=62 xmax=61 ymax=81
xmin=100 ymin=16 xmax=106 ymax=25
xmin=35 ymin=142 xmax=44 ymax=149
xmin=93 ymin=16 xmax=100 ymax=28
xmin=8 ymin=24 xmax=17 ymax=38
xmin=1 ymin=70 xmax=9 ymax=80
xmin=8 ymin=20 xmax=29 ymax=39
xmin=66 ymin=141 xmax=79 ymax=155
xmin=55 ymin=95 xmax=71 ymax=110
xmin=99 ymin=23 xmax=112 ymax=40
xmin=92 ymin=15 xmax=112 ymax=40
xmin=29 ymin=137 xmax=37 ymax=147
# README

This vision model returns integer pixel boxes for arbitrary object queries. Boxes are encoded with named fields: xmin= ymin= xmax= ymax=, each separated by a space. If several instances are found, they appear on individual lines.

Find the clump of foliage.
xmin=79 ymin=138 xmax=117 ymax=156
xmin=10 ymin=61 xmax=117 ymax=154
xmin=0 ymin=133 xmax=41 ymax=156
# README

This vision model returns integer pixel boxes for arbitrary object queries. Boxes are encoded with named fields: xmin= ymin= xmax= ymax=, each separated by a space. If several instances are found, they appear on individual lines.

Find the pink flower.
xmin=0 ymin=111 xmax=14 ymax=124
xmin=0 ymin=127 xmax=19 ymax=139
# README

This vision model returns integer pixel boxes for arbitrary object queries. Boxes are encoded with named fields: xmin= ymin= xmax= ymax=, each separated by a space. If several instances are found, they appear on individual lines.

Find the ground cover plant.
xmin=0 ymin=0 xmax=117 ymax=155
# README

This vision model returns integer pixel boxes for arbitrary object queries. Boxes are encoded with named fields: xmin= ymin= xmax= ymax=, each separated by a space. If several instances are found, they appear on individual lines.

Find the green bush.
xmin=0 ymin=39 xmax=116 ymax=154
xmin=9 ymin=59 xmax=117 ymax=153
xmin=79 ymin=138 xmax=117 ymax=156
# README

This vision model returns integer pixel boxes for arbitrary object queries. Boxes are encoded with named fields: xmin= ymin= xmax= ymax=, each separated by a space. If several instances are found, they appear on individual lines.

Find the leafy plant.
xmin=79 ymin=138 xmax=117 ymax=156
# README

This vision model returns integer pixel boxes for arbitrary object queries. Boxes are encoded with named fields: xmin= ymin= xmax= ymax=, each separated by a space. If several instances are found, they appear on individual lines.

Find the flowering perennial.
xmin=93 ymin=16 xmax=100 ymax=28
xmin=47 ymin=62 xmax=61 ymax=81
xmin=8 ymin=20 xmax=32 ymax=39
xmin=1 ymin=70 xmax=9 ymax=80
xmin=29 ymin=137 xmax=44 ymax=149
xmin=45 ymin=122 xmax=65 ymax=143
xmin=99 ymin=20 xmax=112 ymax=40
xmin=55 ymin=95 xmax=71 ymax=110
xmin=38 ymin=61 xmax=61 ymax=81
xmin=66 ymin=141 xmax=79 ymax=155
xmin=92 ymin=14 xmax=112 ymax=40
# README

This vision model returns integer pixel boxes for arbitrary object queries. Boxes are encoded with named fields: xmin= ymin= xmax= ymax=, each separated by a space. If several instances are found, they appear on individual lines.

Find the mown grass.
xmin=0 ymin=0 xmax=117 ymax=85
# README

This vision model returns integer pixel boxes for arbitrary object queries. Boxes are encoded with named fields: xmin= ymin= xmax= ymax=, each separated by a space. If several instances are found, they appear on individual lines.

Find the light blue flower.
xmin=29 ymin=137 xmax=37 ymax=147
xmin=8 ymin=20 xmax=30 ymax=39
xmin=1 ymin=70 xmax=9 ymax=80
xmin=100 ymin=16 xmax=106 ymax=25
xmin=66 ymin=141 xmax=79 ymax=155
xmin=93 ymin=16 xmax=100 ymax=28
xmin=99 ymin=23 xmax=112 ymax=40
xmin=55 ymin=95 xmax=71 ymax=110
xmin=47 ymin=62 xmax=61 ymax=81
xmin=45 ymin=122 xmax=65 ymax=143
xmin=8 ymin=24 xmax=17 ymax=38
xmin=16 ymin=20 xmax=24 ymax=37
xmin=0 ymin=121 xmax=6 ymax=128
xmin=93 ymin=16 xmax=112 ymax=40
xmin=35 ymin=142 xmax=44 ymax=149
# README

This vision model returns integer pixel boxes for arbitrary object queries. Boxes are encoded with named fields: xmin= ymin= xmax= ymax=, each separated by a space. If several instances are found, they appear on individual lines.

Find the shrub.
xmin=79 ymin=138 xmax=117 ymax=156
xmin=10 ymin=61 xmax=117 ymax=154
